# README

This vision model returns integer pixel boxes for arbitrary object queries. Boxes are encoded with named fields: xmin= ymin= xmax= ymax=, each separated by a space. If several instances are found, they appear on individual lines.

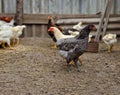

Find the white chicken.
xmin=48 ymin=27 xmax=75 ymax=41
xmin=72 ymin=22 xmax=83 ymax=30
xmin=68 ymin=29 xmax=93 ymax=42
xmin=68 ymin=22 xmax=94 ymax=42
xmin=0 ymin=25 xmax=26 ymax=48
xmin=0 ymin=19 xmax=14 ymax=27
xmin=102 ymin=33 xmax=117 ymax=53
xmin=10 ymin=25 xmax=26 ymax=46
xmin=0 ymin=29 xmax=13 ymax=49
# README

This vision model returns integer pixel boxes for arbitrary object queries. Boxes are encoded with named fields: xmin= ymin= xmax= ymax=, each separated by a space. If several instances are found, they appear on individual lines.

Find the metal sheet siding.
xmin=0 ymin=0 xmax=120 ymax=14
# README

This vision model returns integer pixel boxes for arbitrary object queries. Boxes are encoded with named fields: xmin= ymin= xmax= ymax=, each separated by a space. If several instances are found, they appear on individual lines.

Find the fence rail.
xmin=0 ymin=13 xmax=120 ymax=37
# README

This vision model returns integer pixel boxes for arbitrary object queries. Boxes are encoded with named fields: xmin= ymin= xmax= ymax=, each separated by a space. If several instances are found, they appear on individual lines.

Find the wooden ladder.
xmin=95 ymin=0 xmax=114 ymax=42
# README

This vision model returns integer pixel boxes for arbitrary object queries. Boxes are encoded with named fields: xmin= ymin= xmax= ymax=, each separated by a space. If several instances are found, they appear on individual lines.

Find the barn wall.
xmin=0 ymin=0 xmax=120 ymax=38
xmin=0 ymin=0 xmax=120 ymax=14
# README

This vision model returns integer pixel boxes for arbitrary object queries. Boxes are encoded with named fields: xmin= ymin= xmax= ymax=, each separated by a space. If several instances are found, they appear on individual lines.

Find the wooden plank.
xmin=23 ymin=27 xmax=27 ymax=37
xmin=0 ymin=13 xmax=119 ymax=24
xmin=56 ymin=17 xmax=120 ymax=24
xmin=0 ymin=14 xmax=119 ymax=25
xmin=59 ymin=23 xmax=120 ymax=29
xmin=35 ymin=25 xmax=41 ymax=37
xmin=32 ymin=25 xmax=36 ymax=37
xmin=41 ymin=25 xmax=46 ymax=38
xmin=25 ymin=25 xmax=33 ymax=37
xmin=56 ymin=18 xmax=100 ymax=24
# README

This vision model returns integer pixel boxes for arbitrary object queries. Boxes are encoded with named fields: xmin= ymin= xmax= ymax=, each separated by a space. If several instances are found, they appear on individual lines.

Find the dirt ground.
xmin=0 ymin=37 xmax=120 ymax=95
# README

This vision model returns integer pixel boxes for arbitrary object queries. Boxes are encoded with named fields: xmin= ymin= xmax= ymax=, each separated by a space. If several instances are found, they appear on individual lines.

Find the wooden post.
xmin=95 ymin=0 xmax=114 ymax=42
xmin=16 ymin=0 xmax=23 ymax=25
xmin=102 ymin=0 xmax=114 ymax=37
xmin=95 ymin=0 xmax=109 ymax=42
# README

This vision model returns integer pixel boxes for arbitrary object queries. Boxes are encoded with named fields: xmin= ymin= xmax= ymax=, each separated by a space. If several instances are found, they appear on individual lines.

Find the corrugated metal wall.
xmin=0 ymin=0 xmax=120 ymax=14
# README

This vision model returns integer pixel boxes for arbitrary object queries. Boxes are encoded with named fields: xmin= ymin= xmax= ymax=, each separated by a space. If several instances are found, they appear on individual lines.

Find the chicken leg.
xmin=110 ymin=44 xmax=113 ymax=52
xmin=66 ymin=59 xmax=72 ymax=72
xmin=16 ymin=39 xmax=20 ymax=46
xmin=78 ymin=56 xmax=82 ymax=66
xmin=73 ymin=58 xmax=80 ymax=72
xmin=2 ymin=42 xmax=6 ymax=49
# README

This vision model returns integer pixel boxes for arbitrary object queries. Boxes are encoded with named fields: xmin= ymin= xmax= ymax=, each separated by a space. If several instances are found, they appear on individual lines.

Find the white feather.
xmin=73 ymin=22 xmax=83 ymax=30
xmin=102 ymin=33 xmax=117 ymax=46
xmin=51 ymin=27 xmax=74 ymax=40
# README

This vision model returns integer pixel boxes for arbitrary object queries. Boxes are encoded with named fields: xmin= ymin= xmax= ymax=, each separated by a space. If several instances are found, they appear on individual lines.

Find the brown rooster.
xmin=0 ymin=16 xmax=13 ymax=23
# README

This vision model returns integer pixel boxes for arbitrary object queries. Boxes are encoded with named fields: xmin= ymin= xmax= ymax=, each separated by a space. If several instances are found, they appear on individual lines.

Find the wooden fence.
xmin=0 ymin=13 xmax=120 ymax=37
xmin=0 ymin=0 xmax=120 ymax=37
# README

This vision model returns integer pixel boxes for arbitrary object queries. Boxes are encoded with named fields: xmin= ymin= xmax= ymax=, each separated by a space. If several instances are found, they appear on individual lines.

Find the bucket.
xmin=86 ymin=41 xmax=99 ymax=53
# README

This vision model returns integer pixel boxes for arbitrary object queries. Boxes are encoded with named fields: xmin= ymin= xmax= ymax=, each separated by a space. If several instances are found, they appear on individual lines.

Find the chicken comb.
xmin=48 ymin=16 xmax=51 ymax=20
xmin=48 ymin=27 xmax=54 ymax=32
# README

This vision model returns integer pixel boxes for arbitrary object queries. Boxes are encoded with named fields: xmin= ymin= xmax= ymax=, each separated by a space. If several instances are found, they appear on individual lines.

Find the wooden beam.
xmin=95 ymin=0 xmax=114 ymax=42
xmin=95 ymin=0 xmax=109 ymax=42
xmin=102 ymin=0 xmax=114 ymax=37
xmin=16 ymin=0 xmax=23 ymax=25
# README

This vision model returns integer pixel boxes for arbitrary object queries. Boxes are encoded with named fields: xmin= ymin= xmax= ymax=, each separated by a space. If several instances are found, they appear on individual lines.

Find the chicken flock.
xmin=47 ymin=16 xmax=118 ymax=71
xmin=0 ymin=16 xmax=26 ymax=49
xmin=0 ymin=16 xmax=117 ymax=72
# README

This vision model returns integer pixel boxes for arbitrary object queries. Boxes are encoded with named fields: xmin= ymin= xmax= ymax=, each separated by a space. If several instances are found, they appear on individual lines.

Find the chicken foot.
xmin=66 ymin=59 xmax=72 ymax=72
xmin=73 ymin=58 xmax=80 ymax=72
xmin=110 ymin=44 xmax=113 ymax=52
xmin=8 ymin=44 xmax=15 ymax=50
xmin=108 ymin=44 xmax=113 ymax=53
xmin=2 ymin=42 xmax=6 ymax=49
xmin=51 ymin=43 xmax=56 ymax=49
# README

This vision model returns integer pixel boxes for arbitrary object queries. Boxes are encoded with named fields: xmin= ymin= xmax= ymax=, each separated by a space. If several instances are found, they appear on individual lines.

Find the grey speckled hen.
xmin=56 ymin=25 xmax=96 ymax=71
